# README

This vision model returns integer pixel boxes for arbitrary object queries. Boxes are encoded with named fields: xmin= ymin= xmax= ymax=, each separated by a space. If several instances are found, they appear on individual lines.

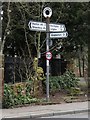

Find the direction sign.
xmin=28 ymin=21 xmax=66 ymax=32
xmin=50 ymin=24 xmax=66 ymax=32
xmin=29 ymin=21 xmax=46 ymax=32
xmin=50 ymin=32 xmax=68 ymax=39
xmin=46 ymin=52 xmax=52 ymax=60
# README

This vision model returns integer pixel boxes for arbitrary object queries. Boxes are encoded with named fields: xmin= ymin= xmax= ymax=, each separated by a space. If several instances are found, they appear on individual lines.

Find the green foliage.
xmin=33 ymin=57 xmax=45 ymax=81
xmin=37 ymin=67 xmax=45 ymax=81
xmin=67 ymin=87 xmax=81 ymax=96
xmin=25 ymin=82 xmax=32 ymax=96
xmin=62 ymin=70 xmax=80 ymax=89
xmin=2 ymin=82 xmax=39 ymax=108
xmin=49 ymin=76 xmax=61 ymax=93
xmin=2 ymin=84 xmax=15 ymax=108
xmin=49 ymin=70 xmax=80 ymax=93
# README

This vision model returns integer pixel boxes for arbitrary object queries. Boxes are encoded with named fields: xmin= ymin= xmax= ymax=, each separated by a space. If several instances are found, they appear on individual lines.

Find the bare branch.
xmin=1 ymin=1 xmax=11 ymax=54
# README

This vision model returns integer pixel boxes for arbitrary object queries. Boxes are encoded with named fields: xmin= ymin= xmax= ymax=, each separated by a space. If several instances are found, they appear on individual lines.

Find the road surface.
xmin=2 ymin=112 xmax=90 ymax=120
xmin=41 ymin=112 xmax=89 ymax=118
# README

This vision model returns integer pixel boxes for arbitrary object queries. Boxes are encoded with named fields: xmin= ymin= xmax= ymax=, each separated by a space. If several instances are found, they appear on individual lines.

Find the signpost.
xmin=28 ymin=21 xmax=66 ymax=32
xmin=28 ymin=7 xmax=68 ymax=102
xmin=43 ymin=7 xmax=52 ymax=102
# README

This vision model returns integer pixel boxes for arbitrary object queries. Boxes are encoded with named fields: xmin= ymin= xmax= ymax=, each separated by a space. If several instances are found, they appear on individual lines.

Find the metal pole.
xmin=43 ymin=7 xmax=52 ymax=102
xmin=46 ymin=17 xmax=50 ymax=102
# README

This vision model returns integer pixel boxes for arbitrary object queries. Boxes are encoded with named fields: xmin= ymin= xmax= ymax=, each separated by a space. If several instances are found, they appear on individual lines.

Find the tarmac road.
xmin=41 ymin=112 xmax=89 ymax=118
xmin=2 ymin=112 xmax=89 ymax=120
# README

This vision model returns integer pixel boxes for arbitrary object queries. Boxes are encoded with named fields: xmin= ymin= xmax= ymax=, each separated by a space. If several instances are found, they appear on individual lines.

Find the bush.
xmin=49 ymin=69 xmax=80 ymax=93
xmin=49 ymin=76 xmax=61 ymax=93
xmin=2 ymin=84 xmax=15 ymax=108
xmin=61 ymin=70 xmax=80 ymax=89
xmin=37 ymin=67 xmax=45 ymax=81
xmin=68 ymin=87 xmax=81 ymax=96
xmin=2 ymin=82 xmax=39 ymax=108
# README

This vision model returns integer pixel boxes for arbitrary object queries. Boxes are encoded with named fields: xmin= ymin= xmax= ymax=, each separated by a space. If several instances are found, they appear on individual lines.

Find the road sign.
xmin=29 ymin=21 xmax=46 ymax=32
xmin=28 ymin=21 xmax=66 ymax=32
xmin=46 ymin=52 xmax=52 ymax=60
xmin=50 ymin=24 xmax=66 ymax=32
xmin=50 ymin=32 xmax=68 ymax=39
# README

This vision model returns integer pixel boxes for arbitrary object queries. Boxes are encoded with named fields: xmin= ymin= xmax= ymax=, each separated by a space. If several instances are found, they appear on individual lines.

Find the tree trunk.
xmin=82 ymin=56 xmax=85 ymax=77
xmin=78 ymin=56 xmax=82 ymax=77
xmin=0 ymin=54 xmax=4 ymax=99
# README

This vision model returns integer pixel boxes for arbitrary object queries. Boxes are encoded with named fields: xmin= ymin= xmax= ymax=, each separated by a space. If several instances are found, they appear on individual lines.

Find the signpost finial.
xmin=43 ymin=7 xmax=52 ymax=18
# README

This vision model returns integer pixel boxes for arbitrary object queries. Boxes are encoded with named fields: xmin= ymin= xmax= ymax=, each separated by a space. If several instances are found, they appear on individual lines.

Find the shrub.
xmin=49 ymin=69 xmax=80 ymax=93
xmin=49 ymin=76 xmax=61 ymax=93
xmin=37 ymin=67 xmax=45 ymax=81
xmin=61 ymin=70 xmax=80 ymax=90
xmin=68 ymin=87 xmax=81 ymax=96
xmin=2 ymin=82 xmax=39 ymax=108
xmin=2 ymin=84 xmax=15 ymax=108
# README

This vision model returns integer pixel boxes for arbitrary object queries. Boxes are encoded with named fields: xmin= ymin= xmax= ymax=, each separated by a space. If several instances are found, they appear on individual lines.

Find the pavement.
xmin=1 ymin=101 xmax=89 ymax=119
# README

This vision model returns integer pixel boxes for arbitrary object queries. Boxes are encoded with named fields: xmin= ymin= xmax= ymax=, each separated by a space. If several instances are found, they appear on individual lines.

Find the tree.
xmin=2 ymin=2 xmax=89 ymax=78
